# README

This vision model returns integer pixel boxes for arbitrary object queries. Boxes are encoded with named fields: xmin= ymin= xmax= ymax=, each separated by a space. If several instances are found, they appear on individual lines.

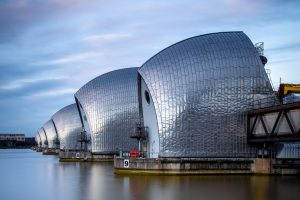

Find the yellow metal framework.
xmin=277 ymin=83 xmax=300 ymax=99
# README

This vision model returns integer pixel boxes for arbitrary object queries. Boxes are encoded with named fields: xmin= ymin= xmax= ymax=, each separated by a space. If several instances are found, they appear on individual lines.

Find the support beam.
xmin=247 ymin=102 xmax=300 ymax=143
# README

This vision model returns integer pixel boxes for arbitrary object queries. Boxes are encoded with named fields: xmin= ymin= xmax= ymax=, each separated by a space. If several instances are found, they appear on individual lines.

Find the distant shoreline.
xmin=0 ymin=146 xmax=33 ymax=149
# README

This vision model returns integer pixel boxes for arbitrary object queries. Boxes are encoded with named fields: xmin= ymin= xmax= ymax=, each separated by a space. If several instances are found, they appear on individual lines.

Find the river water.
xmin=0 ymin=149 xmax=299 ymax=200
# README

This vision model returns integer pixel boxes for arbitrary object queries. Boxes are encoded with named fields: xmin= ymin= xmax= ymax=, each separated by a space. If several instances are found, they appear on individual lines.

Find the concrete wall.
xmin=59 ymin=151 xmax=114 ymax=162
xmin=115 ymin=157 xmax=300 ymax=175
xmin=114 ymin=157 xmax=252 ymax=175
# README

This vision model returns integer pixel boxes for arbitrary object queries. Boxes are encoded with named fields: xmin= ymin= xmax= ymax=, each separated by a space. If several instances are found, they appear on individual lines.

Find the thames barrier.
xmin=33 ymin=32 xmax=300 ymax=175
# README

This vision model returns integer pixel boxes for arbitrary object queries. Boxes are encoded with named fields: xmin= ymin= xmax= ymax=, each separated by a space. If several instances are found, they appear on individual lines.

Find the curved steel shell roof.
xmin=38 ymin=128 xmax=47 ymax=148
xmin=35 ymin=133 xmax=41 ymax=147
xmin=75 ymin=68 xmax=139 ymax=153
xmin=138 ymin=31 xmax=274 ymax=158
xmin=42 ymin=120 xmax=58 ymax=149
xmin=52 ymin=104 xmax=82 ymax=150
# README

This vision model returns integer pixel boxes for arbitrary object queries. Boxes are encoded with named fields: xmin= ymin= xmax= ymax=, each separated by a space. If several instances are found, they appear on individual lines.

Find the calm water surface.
xmin=0 ymin=149 xmax=299 ymax=200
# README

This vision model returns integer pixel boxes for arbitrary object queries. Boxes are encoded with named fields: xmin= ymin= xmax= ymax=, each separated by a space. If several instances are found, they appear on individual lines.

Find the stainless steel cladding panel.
xmin=75 ymin=68 xmax=139 ymax=153
xmin=35 ymin=133 xmax=41 ymax=147
xmin=37 ymin=132 xmax=42 ymax=147
xmin=138 ymin=32 xmax=274 ymax=158
xmin=42 ymin=120 xmax=58 ymax=149
xmin=38 ymin=128 xmax=47 ymax=148
xmin=52 ymin=104 xmax=82 ymax=150
xmin=277 ymin=143 xmax=300 ymax=159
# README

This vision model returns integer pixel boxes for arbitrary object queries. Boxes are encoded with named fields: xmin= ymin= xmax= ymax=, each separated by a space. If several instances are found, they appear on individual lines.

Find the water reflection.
xmin=0 ymin=149 xmax=299 ymax=200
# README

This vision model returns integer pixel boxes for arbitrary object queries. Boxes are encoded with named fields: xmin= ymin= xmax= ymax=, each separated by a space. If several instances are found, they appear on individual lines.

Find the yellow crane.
xmin=277 ymin=83 xmax=300 ymax=101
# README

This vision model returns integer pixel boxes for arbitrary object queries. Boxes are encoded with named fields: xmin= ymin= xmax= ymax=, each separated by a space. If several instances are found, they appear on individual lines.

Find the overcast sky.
xmin=0 ymin=0 xmax=299 ymax=137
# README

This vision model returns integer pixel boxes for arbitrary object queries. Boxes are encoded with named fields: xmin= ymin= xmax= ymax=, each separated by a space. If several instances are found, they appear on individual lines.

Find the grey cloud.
xmin=267 ymin=42 xmax=300 ymax=52
xmin=0 ymin=78 xmax=69 ymax=99
xmin=0 ymin=0 xmax=102 ymax=43
xmin=0 ymin=0 xmax=300 ymax=136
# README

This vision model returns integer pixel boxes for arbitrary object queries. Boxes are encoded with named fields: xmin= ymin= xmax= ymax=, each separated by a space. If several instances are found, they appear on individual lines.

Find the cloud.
xmin=0 ymin=0 xmax=102 ymax=43
xmin=31 ymin=51 xmax=101 ymax=65
xmin=26 ymin=88 xmax=77 ymax=98
xmin=267 ymin=42 xmax=300 ymax=52
xmin=0 ymin=76 xmax=68 ymax=90
xmin=0 ymin=0 xmax=300 ymax=136
xmin=215 ymin=0 xmax=264 ymax=16
xmin=83 ymin=33 xmax=132 ymax=44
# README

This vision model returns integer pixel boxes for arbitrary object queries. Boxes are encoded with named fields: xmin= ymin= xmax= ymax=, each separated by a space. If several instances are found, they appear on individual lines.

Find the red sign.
xmin=130 ymin=149 xmax=139 ymax=158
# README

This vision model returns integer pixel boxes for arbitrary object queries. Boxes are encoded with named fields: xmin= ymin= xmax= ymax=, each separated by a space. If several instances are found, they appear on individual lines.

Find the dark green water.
xmin=0 ymin=149 xmax=299 ymax=200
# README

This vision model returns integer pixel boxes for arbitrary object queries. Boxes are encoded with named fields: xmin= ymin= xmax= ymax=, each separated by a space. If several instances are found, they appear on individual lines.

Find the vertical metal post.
xmin=138 ymin=140 xmax=141 ymax=157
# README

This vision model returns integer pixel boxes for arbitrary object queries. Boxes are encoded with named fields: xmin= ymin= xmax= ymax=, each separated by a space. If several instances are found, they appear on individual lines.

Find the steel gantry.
xmin=247 ymin=101 xmax=300 ymax=143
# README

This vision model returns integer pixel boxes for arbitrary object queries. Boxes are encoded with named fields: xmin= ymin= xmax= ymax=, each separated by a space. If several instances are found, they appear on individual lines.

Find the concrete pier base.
xmin=33 ymin=147 xmax=43 ymax=152
xmin=59 ymin=151 xmax=114 ymax=162
xmin=43 ymin=148 xmax=59 ymax=155
xmin=114 ymin=157 xmax=300 ymax=175
xmin=114 ymin=157 xmax=253 ymax=175
xmin=251 ymin=158 xmax=272 ymax=174
xmin=273 ymin=159 xmax=300 ymax=175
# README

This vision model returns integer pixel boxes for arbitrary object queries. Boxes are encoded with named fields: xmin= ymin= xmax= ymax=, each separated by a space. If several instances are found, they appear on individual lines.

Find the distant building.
xmin=0 ymin=134 xmax=25 ymax=142
xmin=25 ymin=137 xmax=36 ymax=147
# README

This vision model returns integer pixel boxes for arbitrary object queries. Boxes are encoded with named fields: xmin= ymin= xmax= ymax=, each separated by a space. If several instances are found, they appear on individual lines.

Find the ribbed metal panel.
xmin=42 ymin=120 xmax=58 ymax=149
xmin=138 ymin=31 xmax=274 ymax=158
xmin=35 ymin=133 xmax=41 ymax=147
xmin=75 ymin=68 xmax=139 ymax=153
xmin=38 ymin=132 xmax=42 ymax=147
xmin=277 ymin=143 xmax=300 ymax=159
xmin=38 ymin=128 xmax=47 ymax=148
xmin=52 ymin=104 xmax=82 ymax=150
